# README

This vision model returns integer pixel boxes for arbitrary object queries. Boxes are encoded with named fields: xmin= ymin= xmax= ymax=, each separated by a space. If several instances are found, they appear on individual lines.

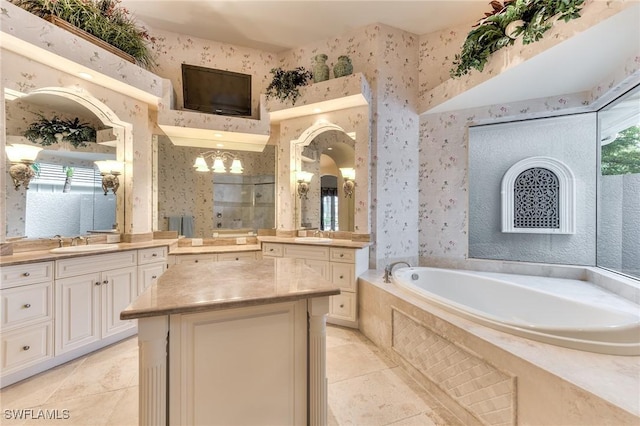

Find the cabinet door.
xmin=55 ymin=273 xmax=101 ymax=355
xmin=102 ymin=266 xmax=137 ymax=338
xmin=137 ymin=263 xmax=166 ymax=296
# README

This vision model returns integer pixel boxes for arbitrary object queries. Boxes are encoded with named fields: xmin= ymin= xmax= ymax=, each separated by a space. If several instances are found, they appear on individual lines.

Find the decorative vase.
xmin=333 ymin=55 xmax=353 ymax=78
xmin=312 ymin=54 xmax=329 ymax=83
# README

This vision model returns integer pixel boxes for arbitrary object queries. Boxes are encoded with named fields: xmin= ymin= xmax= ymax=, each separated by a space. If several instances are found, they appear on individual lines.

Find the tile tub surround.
xmin=358 ymin=271 xmax=640 ymax=425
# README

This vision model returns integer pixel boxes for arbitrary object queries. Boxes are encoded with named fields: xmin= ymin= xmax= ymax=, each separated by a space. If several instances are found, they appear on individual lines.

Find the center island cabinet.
xmin=120 ymin=257 xmax=340 ymax=426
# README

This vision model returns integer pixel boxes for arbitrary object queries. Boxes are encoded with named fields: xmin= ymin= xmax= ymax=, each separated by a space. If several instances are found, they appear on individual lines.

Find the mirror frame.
xmin=2 ymin=86 xmax=131 ymax=239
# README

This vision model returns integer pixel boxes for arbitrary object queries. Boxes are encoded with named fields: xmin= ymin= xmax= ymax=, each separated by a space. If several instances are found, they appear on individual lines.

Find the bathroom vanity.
xmin=120 ymin=257 xmax=339 ymax=426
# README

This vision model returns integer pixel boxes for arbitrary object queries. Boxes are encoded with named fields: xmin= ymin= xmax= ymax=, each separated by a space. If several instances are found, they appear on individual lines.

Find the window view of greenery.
xmin=601 ymin=126 xmax=640 ymax=175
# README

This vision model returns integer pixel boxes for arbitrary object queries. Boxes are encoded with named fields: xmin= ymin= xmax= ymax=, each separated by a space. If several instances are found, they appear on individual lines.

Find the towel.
xmin=181 ymin=215 xmax=194 ymax=238
xmin=168 ymin=216 xmax=182 ymax=233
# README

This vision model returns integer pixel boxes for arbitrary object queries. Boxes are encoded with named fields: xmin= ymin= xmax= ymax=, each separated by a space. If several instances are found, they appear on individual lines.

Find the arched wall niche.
xmin=501 ymin=156 xmax=576 ymax=234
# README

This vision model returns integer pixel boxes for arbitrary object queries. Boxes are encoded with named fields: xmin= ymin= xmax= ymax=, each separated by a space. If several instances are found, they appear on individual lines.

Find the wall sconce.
xmin=193 ymin=151 xmax=243 ymax=174
xmin=296 ymin=171 xmax=313 ymax=199
xmin=340 ymin=167 xmax=356 ymax=198
xmin=94 ymin=160 xmax=123 ymax=195
xmin=5 ymin=143 xmax=43 ymax=190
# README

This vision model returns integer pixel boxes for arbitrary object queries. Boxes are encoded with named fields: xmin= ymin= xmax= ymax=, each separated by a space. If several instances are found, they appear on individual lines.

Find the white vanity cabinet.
xmin=168 ymin=250 xmax=261 ymax=266
xmin=0 ymin=262 xmax=54 ymax=377
xmin=262 ymin=243 xmax=369 ymax=327
xmin=137 ymin=247 xmax=167 ymax=295
xmin=54 ymin=251 xmax=138 ymax=355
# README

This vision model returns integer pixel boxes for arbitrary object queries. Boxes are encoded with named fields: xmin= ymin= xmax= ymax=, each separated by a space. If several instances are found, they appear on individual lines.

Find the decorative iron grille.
xmin=513 ymin=167 xmax=560 ymax=229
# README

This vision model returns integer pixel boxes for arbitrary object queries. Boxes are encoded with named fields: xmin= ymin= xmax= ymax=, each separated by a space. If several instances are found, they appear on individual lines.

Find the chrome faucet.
xmin=51 ymin=234 xmax=63 ymax=248
xmin=71 ymin=236 xmax=86 ymax=246
xmin=383 ymin=261 xmax=411 ymax=283
xmin=313 ymin=230 xmax=324 ymax=238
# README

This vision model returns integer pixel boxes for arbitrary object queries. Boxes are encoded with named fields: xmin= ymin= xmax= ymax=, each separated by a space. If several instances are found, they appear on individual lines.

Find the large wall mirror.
xmin=299 ymin=130 xmax=355 ymax=231
xmin=597 ymin=84 xmax=640 ymax=280
xmin=156 ymin=136 xmax=276 ymax=238
xmin=4 ymin=89 xmax=121 ymax=240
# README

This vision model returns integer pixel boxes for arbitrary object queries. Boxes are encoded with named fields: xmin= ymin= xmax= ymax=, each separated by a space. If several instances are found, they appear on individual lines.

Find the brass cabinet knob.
xmin=103 ymin=280 xmax=109 ymax=285
xmin=23 ymin=345 xmax=30 ymax=351
xmin=152 ymin=253 xmax=157 ymax=257
xmin=24 ymin=303 xmax=31 ymax=309
xmin=23 ymin=272 xmax=30 ymax=277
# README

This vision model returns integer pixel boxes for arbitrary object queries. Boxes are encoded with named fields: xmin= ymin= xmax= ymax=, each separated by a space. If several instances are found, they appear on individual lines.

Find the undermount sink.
xmin=294 ymin=237 xmax=333 ymax=243
xmin=49 ymin=244 xmax=116 ymax=254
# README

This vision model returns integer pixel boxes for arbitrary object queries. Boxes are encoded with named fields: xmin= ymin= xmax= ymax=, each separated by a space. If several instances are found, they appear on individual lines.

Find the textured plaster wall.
xmin=468 ymin=114 xmax=597 ymax=265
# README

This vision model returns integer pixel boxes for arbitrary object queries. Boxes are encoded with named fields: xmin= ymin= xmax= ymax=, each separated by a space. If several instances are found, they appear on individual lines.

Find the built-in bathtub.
xmin=358 ymin=266 xmax=640 ymax=425
xmin=391 ymin=267 xmax=640 ymax=356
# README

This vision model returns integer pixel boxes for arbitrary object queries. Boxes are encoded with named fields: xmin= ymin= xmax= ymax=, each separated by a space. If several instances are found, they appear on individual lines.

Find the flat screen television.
xmin=182 ymin=64 xmax=252 ymax=117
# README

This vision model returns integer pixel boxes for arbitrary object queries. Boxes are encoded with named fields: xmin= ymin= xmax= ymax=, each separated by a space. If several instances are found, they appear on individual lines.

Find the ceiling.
xmin=120 ymin=0 xmax=490 ymax=52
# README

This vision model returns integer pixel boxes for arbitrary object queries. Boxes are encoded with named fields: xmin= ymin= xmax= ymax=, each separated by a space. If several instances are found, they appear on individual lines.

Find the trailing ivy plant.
xmin=450 ymin=0 xmax=586 ymax=78
xmin=265 ymin=67 xmax=313 ymax=105
xmin=10 ymin=0 xmax=155 ymax=69
xmin=24 ymin=115 xmax=97 ymax=148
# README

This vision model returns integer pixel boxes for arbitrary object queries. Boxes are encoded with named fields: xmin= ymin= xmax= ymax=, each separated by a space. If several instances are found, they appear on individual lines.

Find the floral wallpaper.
xmin=3 ymin=0 xmax=638 ymax=272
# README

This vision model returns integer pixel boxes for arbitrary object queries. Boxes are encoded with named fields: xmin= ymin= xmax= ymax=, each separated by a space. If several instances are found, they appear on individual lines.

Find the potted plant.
xmin=265 ymin=67 xmax=313 ymax=105
xmin=23 ymin=114 xmax=97 ymax=148
xmin=10 ymin=0 xmax=155 ymax=68
xmin=450 ymin=0 xmax=586 ymax=78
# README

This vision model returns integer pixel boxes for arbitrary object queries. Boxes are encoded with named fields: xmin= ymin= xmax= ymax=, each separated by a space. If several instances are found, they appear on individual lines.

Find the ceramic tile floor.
xmin=1 ymin=325 xmax=458 ymax=425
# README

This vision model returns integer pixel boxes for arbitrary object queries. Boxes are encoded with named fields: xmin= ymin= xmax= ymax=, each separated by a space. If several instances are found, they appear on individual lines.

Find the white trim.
xmin=501 ymin=156 xmax=576 ymax=234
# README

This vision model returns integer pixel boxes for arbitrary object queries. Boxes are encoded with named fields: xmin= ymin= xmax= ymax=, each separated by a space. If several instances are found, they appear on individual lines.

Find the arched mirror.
xmin=4 ymin=88 xmax=125 ymax=240
xmin=298 ymin=129 xmax=355 ymax=232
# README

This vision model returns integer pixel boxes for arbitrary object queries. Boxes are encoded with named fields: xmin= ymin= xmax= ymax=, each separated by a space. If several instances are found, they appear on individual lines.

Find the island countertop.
xmin=120 ymin=257 xmax=340 ymax=320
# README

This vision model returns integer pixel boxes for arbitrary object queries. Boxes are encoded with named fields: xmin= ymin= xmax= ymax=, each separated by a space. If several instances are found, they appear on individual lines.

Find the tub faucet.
xmin=383 ymin=261 xmax=411 ymax=283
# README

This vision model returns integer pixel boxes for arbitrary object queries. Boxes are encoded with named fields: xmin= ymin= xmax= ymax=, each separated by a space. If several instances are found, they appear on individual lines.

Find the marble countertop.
xmin=121 ymin=257 xmax=340 ymax=319
xmin=169 ymin=244 xmax=262 ymax=254
xmin=0 ymin=239 xmax=178 ymax=266
xmin=258 ymin=236 xmax=370 ymax=249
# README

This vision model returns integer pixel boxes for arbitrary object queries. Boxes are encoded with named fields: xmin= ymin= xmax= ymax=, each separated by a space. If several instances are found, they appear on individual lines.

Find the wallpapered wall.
xmin=3 ymin=0 xmax=638 ymax=269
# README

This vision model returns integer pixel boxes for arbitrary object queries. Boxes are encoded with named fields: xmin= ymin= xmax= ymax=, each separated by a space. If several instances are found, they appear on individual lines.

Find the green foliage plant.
xmin=601 ymin=126 xmax=640 ymax=176
xmin=451 ymin=0 xmax=586 ymax=78
xmin=265 ymin=67 xmax=313 ymax=105
xmin=11 ymin=0 xmax=155 ymax=69
xmin=24 ymin=114 xmax=97 ymax=148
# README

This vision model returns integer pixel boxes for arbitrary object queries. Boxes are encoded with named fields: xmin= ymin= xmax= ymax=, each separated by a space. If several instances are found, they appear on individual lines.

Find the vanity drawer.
xmin=218 ymin=251 xmax=258 ymax=262
xmin=283 ymin=245 xmax=330 ymax=261
xmin=1 ymin=262 xmax=54 ymax=289
xmin=330 ymin=263 xmax=355 ymax=291
xmin=329 ymin=292 xmax=356 ymax=322
xmin=330 ymin=248 xmax=355 ymax=263
xmin=1 ymin=282 xmax=52 ymax=330
xmin=1 ymin=321 xmax=53 ymax=374
xmin=138 ymin=246 xmax=168 ymax=265
xmin=56 ymin=251 xmax=137 ymax=279
xmin=262 ymin=243 xmax=283 ymax=257
xmin=172 ymin=254 xmax=217 ymax=264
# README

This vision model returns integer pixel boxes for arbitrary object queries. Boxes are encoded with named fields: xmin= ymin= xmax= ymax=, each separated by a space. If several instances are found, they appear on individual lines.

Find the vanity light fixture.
xmin=5 ymin=143 xmax=43 ymax=190
xmin=296 ymin=171 xmax=314 ymax=199
xmin=340 ymin=167 xmax=356 ymax=198
xmin=193 ymin=151 xmax=243 ymax=174
xmin=94 ymin=160 xmax=123 ymax=195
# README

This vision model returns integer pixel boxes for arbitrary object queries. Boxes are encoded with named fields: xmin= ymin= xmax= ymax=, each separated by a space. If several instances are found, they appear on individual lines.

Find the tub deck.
xmin=359 ymin=270 xmax=640 ymax=423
